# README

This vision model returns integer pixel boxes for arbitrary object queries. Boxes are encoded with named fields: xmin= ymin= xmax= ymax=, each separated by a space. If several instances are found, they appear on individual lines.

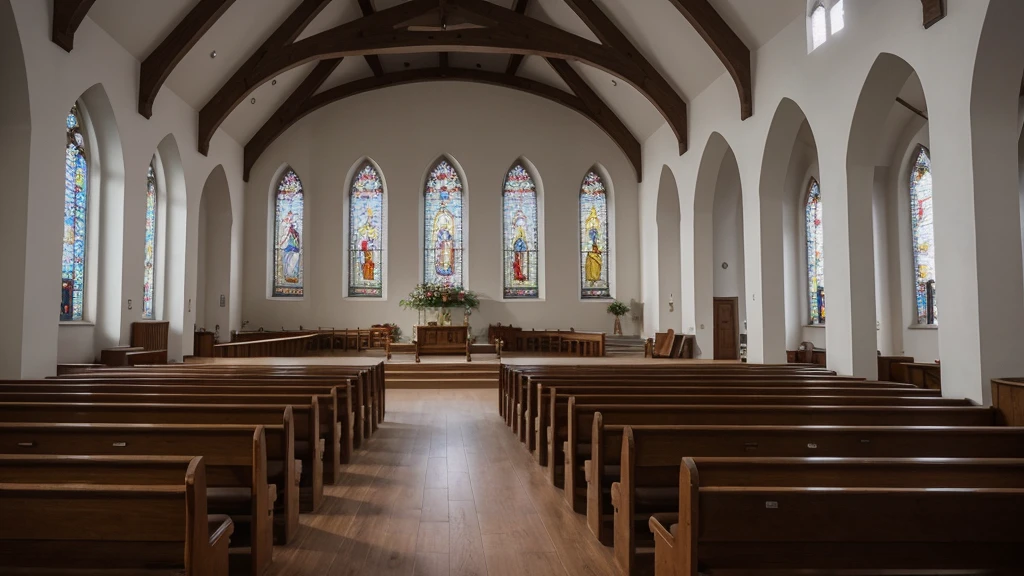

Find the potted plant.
xmin=607 ymin=301 xmax=630 ymax=336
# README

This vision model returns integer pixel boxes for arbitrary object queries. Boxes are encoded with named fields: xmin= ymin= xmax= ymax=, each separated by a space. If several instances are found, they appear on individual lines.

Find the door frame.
xmin=713 ymin=296 xmax=740 ymax=360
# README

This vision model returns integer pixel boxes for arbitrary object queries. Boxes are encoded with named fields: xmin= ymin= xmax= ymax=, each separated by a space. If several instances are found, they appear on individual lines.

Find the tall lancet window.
xmin=910 ymin=145 xmax=937 ymax=324
xmin=502 ymin=163 xmax=539 ymax=298
xmin=273 ymin=168 xmax=304 ymax=297
xmin=423 ymin=159 xmax=464 ymax=286
xmin=580 ymin=170 xmax=611 ymax=299
xmin=142 ymin=160 xmax=158 ymax=318
xmin=805 ymin=178 xmax=825 ymax=324
xmin=61 ymin=104 xmax=88 ymax=321
xmin=348 ymin=163 xmax=385 ymax=297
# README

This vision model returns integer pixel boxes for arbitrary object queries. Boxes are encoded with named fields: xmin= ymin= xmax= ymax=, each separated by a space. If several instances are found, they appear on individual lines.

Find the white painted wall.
xmin=243 ymin=82 xmax=640 ymax=339
xmin=712 ymin=149 xmax=746 ymax=332
xmin=4 ymin=1 xmax=245 ymax=375
xmin=639 ymin=0 xmax=1024 ymax=402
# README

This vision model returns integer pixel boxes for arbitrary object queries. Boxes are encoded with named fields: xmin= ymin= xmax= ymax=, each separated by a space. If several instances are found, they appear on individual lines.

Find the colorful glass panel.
xmin=502 ymin=164 xmax=539 ymax=298
xmin=348 ymin=163 xmax=384 ymax=297
xmin=142 ymin=160 xmax=157 ymax=318
xmin=61 ymin=104 xmax=88 ymax=321
xmin=423 ymin=159 xmax=464 ymax=286
xmin=580 ymin=170 xmax=611 ymax=299
xmin=910 ymin=146 xmax=937 ymax=324
xmin=805 ymin=179 xmax=825 ymax=324
xmin=273 ymin=168 xmax=304 ymax=297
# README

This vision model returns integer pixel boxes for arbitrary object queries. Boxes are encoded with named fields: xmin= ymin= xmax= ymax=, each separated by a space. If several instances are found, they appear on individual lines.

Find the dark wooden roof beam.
xmin=357 ymin=0 xmax=385 ymax=77
xmin=138 ymin=0 xmax=238 ymax=118
xmin=243 ymin=66 xmax=642 ymax=182
xmin=505 ymin=0 xmax=531 ymax=75
xmin=52 ymin=0 xmax=96 ymax=52
xmin=921 ymin=0 xmax=946 ymax=29
xmin=664 ymin=0 xmax=752 ymax=119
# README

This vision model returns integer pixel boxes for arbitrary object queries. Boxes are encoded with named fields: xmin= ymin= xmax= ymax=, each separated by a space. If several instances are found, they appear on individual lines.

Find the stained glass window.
xmin=61 ymin=104 xmax=88 ymax=321
xmin=580 ymin=170 xmax=611 ymax=299
xmin=910 ymin=146 xmax=937 ymax=324
xmin=423 ymin=159 xmax=464 ymax=286
xmin=273 ymin=168 xmax=304 ymax=297
xmin=502 ymin=164 xmax=539 ymax=299
xmin=806 ymin=179 xmax=825 ymax=325
xmin=348 ymin=163 xmax=384 ymax=297
xmin=142 ymin=160 xmax=157 ymax=318
xmin=810 ymin=4 xmax=827 ymax=49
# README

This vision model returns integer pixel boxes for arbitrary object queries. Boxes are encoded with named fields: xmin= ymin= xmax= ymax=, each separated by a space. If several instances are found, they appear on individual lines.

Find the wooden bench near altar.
xmin=414 ymin=325 xmax=471 ymax=362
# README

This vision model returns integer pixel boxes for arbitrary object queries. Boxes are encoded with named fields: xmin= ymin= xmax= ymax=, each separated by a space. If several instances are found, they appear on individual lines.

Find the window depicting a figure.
xmin=61 ymin=104 xmax=88 ymax=321
xmin=272 ymin=168 xmax=304 ymax=297
xmin=423 ymin=159 xmax=464 ymax=287
xmin=142 ymin=159 xmax=157 ymax=318
xmin=348 ymin=162 xmax=385 ymax=297
xmin=580 ymin=170 xmax=610 ymax=299
xmin=805 ymin=178 xmax=825 ymax=324
xmin=910 ymin=145 xmax=937 ymax=324
xmin=502 ymin=163 xmax=539 ymax=299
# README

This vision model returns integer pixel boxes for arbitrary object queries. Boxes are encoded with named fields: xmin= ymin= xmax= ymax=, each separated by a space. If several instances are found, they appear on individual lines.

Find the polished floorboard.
xmin=267 ymin=388 xmax=616 ymax=576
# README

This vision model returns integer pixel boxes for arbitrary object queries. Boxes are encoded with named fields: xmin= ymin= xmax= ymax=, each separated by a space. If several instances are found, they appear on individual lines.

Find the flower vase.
xmin=613 ymin=316 xmax=623 ymax=336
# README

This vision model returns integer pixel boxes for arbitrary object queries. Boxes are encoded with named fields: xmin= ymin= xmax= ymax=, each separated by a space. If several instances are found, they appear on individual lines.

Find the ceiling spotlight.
xmin=250 ymin=97 xmax=256 ymax=105
xmin=210 ymin=50 xmax=217 ymax=59
xmin=272 ymin=79 xmax=277 ymax=86
xmin=611 ymin=79 xmax=618 ymax=87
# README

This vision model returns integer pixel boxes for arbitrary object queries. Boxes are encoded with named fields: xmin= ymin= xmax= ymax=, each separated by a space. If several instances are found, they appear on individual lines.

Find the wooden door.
xmin=713 ymin=297 xmax=739 ymax=360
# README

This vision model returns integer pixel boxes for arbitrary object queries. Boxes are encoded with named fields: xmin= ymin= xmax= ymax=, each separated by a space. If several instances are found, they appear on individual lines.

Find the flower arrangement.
xmin=400 ymin=283 xmax=480 ymax=311
xmin=607 ymin=301 xmax=630 ymax=317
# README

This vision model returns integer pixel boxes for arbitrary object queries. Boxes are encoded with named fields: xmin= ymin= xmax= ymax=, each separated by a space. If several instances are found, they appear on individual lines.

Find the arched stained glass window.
xmin=580 ymin=170 xmax=610 ymax=299
xmin=502 ymin=164 xmax=539 ymax=299
xmin=423 ymin=159 xmax=464 ymax=286
xmin=348 ymin=163 xmax=384 ymax=297
xmin=805 ymin=179 xmax=825 ymax=325
xmin=61 ymin=104 xmax=88 ymax=321
xmin=910 ymin=146 xmax=937 ymax=324
xmin=142 ymin=160 xmax=157 ymax=318
xmin=273 ymin=168 xmax=304 ymax=297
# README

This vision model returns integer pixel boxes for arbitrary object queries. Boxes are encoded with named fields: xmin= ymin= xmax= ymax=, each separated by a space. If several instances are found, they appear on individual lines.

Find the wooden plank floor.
xmin=267 ymin=388 xmax=616 ymax=576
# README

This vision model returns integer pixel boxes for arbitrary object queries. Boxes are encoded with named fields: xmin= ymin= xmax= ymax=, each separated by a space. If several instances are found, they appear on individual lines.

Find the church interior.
xmin=2 ymin=0 xmax=1024 ymax=574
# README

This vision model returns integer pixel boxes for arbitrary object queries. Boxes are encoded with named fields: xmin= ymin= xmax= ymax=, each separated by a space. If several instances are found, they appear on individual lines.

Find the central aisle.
xmin=267 ymin=389 xmax=616 ymax=576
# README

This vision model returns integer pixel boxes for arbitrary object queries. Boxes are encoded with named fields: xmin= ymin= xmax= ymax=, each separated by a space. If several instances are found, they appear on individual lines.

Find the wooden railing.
xmin=232 ymin=328 xmax=389 ymax=351
xmin=487 ymin=325 xmax=605 ymax=357
xmin=992 ymin=378 xmax=1024 ymax=425
xmin=214 ymin=333 xmax=319 ymax=358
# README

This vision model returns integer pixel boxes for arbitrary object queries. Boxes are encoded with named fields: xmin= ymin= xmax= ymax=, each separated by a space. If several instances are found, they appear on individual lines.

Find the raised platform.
xmin=384 ymin=361 xmax=499 ymax=389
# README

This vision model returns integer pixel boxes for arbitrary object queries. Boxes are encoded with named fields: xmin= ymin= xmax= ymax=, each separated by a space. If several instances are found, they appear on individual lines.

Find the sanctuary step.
xmin=605 ymin=335 xmax=646 ymax=357
xmin=384 ymin=361 xmax=499 ymax=389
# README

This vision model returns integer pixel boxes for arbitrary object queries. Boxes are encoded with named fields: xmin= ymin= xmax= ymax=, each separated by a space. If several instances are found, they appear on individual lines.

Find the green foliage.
xmin=400 ymin=283 xmax=481 ymax=311
xmin=606 ymin=300 xmax=630 ymax=317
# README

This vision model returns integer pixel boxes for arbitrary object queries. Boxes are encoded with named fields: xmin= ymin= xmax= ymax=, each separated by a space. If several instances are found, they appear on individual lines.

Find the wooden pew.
xmin=0 ymin=388 xmax=339 ymax=490
xmin=562 ymin=401 xmax=996 ymax=508
xmin=0 ymin=380 xmax=354 ymax=473
xmin=0 ymin=455 xmax=234 ymax=575
xmin=609 ymin=426 xmax=1024 ymax=575
xmin=648 ymin=456 xmax=1024 ymax=576
xmin=0 ymin=424 xmax=277 ymax=570
xmin=534 ymin=381 xmax=945 ymax=463
xmin=0 ymin=403 xmax=300 ymax=544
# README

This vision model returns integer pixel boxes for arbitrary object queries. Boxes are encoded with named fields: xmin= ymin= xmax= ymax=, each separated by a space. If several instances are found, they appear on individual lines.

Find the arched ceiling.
xmin=76 ymin=0 xmax=805 ymax=181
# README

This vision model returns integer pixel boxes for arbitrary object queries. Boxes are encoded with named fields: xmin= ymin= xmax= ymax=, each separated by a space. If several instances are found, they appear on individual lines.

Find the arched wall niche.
xmin=197 ymin=165 xmax=233 ymax=341
xmin=692 ymin=132 xmax=732 ymax=355
xmin=756 ymin=98 xmax=817 ymax=365
xmin=711 ymin=147 xmax=745 ymax=359
xmin=656 ymin=164 xmax=681 ymax=332
xmin=155 ymin=134 xmax=188 ymax=360
xmin=0 ymin=0 xmax=31 ymax=377
xmin=56 ymin=82 xmax=126 ymax=364
xmin=781 ymin=120 xmax=822 ymax=351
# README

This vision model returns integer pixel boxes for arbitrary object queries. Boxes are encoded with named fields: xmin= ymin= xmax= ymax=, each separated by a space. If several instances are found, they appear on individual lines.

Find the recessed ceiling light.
xmin=250 ymin=97 xmax=256 ymax=104
xmin=210 ymin=50 xmax=217 ymax=59
xmin=272 ymin=79 xmax=277 ymax=86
